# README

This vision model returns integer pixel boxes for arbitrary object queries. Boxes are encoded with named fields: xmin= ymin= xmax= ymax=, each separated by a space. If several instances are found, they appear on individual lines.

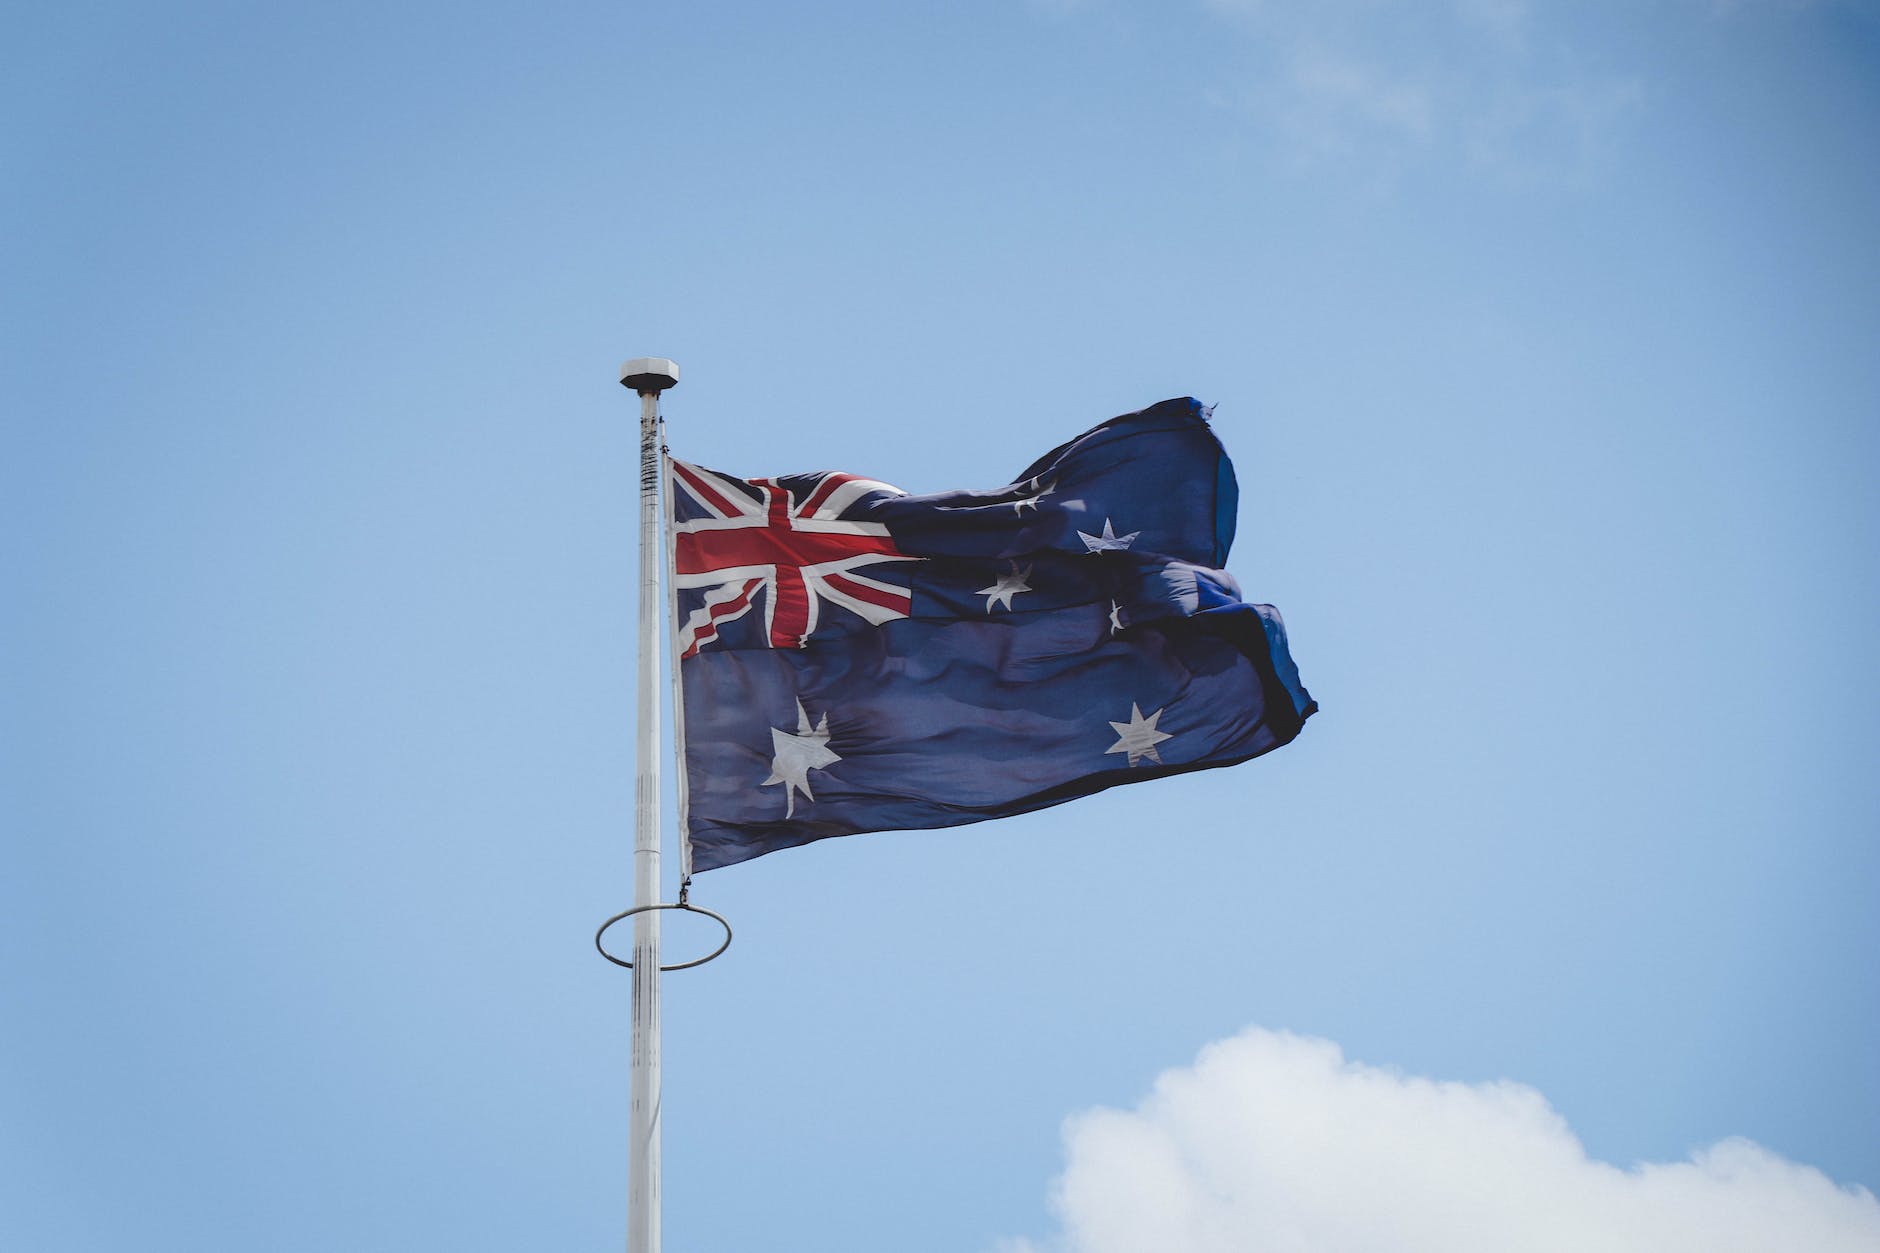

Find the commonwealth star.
xmin=1105 ymin=702 xmax=1172 ymax=767
xmin=763 ymin=699 xmax=841 ymax=817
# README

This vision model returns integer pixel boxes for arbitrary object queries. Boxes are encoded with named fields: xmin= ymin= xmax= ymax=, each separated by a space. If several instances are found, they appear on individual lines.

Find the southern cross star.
xmin=1108 ymin=600 xmax=1125 ymax=633
xmin=1078 ymin=518 xmax=1139 ymax=553
xmin=1011 ymin=477 xmax=1055 ymax=515
xmin=977 ymin=561 xmax=1033 ymax=612
xmin=1106 ymin=702 xmax=1172 ymax=767
xmin=763 ymin=699 xmax=841 ymax=817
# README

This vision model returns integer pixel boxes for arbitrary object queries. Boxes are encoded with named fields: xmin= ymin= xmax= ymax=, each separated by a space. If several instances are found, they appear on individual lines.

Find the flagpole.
xmin=620 ymin=356 xmax=678 ymax=1253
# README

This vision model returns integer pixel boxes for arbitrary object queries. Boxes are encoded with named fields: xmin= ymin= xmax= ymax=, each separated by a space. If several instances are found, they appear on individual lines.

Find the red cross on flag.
xmin=670 ymin=460 xmax=917 ymax=657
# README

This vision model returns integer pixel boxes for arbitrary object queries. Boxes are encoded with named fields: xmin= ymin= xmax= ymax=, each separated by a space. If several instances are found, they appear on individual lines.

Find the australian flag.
xmin=671 ymin=397 xmax=1315 ymax=873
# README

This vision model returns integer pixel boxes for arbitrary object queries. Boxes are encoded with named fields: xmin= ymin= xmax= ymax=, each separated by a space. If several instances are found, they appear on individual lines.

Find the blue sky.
xmin=4 ymin=2 xmax=1877 ymax=1250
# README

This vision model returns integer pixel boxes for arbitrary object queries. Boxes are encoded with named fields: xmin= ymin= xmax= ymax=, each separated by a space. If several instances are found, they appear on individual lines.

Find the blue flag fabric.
xmin=671 ymin=397 xmax=1315 ymax=873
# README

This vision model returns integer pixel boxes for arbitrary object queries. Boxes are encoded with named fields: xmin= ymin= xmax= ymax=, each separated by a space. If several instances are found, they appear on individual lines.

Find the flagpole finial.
xmin=621 ymin=357 xmax=680 ymax=395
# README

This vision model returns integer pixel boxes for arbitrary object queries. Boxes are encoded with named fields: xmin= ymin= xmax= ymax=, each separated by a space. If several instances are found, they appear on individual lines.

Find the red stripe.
xmin=800 ymin=472 xmax=862 ymax=517
xmin=673 ymin=461 xmax=745 ymax=519
xmin=682 ymin=580 xmax=758 ymax=659
xmin=675 ymin=526 xmax=900 ymax=575
xmin=824 ymin=571 xmax=910 ymax=613
xmin=771 ymin=568 xmax=809 ymax=648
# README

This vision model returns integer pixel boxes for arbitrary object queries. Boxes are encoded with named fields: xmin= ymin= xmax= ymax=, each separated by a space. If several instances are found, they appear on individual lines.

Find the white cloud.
xmin=1197 ymin=0 xmax=1641 ymax=182
xmin=1005 ymin=1028 xmax=1880 ymax=1253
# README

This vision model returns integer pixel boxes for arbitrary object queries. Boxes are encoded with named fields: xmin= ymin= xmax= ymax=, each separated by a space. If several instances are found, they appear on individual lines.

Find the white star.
xmin=977 ymin=561 xmax=1033 ymax=612
xmin=1108 ymin=600 xmax=1125 ymax=633
xmin=762 ymin=699 xmax=841 ymax=817
xmin=1106 ymin=702 xmax=1172 ymax=767
xmin=1077 ymin=518 xmax=1139 ymax=553
xmin=1011 ymin=477 xmax=1055 ymax=515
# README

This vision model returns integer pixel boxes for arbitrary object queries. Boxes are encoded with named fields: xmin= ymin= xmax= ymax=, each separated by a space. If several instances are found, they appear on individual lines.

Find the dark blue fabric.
xmin=676 ymin=397 xmax=1315 ymax=872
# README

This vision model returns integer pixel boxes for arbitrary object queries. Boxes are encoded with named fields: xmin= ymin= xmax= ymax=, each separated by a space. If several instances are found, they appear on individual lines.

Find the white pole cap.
xmin=620 ymin=357 xmax=680 ymax=393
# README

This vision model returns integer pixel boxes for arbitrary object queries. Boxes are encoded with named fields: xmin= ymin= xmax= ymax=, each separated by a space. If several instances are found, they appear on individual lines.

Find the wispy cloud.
xmin=1004 ymin=1028 xmax=1880 ymax=1253
xmin=1198 ymin=0 xmax=1642 ymax=183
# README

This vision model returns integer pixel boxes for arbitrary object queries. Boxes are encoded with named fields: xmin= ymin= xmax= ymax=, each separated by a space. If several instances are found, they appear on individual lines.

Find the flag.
xmin=670 ymin=397 xmax=1315 ymax=873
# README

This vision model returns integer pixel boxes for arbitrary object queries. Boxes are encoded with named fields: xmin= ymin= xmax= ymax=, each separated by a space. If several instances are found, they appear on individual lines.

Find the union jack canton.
xmin=670 ymin=460 xmax=916 ymax=657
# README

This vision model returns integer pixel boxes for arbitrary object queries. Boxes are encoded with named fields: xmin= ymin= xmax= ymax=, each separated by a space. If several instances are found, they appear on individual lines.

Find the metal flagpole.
xmin=619 ymin=356 xmax=678 ymax=1253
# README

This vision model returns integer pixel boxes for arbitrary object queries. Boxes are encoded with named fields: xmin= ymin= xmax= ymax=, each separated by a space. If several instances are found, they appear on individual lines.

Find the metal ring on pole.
xmin=595 ymin=901 xmax=733 ymax=972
